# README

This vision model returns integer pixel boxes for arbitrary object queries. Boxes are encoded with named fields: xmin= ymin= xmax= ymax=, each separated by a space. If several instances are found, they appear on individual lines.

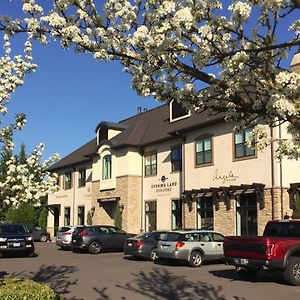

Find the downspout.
xmin=140 ymin=149 xmax=144 ymax=233
xmin=72 ymin=168 xmax=76 ymax=225
xmin=279 ymin=124 xmax=284 ymax=219
xmin=181 ymin=138 xmax=186 ymax=229
xmin=270 ymin=128 xmax=275 ymax=220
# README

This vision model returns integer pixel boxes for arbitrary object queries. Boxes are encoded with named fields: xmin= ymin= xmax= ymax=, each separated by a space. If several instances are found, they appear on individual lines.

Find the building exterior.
xmin=47 ymin=51 xmax=300 ymax=238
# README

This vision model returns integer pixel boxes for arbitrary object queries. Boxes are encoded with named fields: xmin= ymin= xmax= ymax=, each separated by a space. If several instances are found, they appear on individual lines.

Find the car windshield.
xmin=0 ymin=225 xmax=26 ymax=235
xmin=161 ymin=232 xmax=186 ymax=242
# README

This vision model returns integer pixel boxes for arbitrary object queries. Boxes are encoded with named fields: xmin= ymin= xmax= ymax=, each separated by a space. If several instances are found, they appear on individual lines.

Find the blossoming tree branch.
xmin=0 ymin=30 xmax=59 ymax=210
xmin=1 ymin=0 xmax=300 ymax=158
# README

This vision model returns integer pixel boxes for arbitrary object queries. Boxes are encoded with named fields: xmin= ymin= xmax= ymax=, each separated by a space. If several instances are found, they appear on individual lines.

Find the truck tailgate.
xmin=224 ymin=236 xmax=268 ymax=260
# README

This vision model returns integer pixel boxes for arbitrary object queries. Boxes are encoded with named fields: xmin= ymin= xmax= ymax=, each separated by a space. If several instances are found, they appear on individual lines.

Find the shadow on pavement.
xmin=210 ymin=268 xmax=287 ymax=285
xmin=93 ymin=267 xmax=246 ymax=300
xmin=8 ymin=264 xmax=79 ymax=297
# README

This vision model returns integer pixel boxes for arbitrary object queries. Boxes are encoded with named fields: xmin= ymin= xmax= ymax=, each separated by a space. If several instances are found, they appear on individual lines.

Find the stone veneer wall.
xmin=214 ymin=200 xmax=236 ymax=236
xmin=183 ymin=202 xmax=196 ymax=229
xmin=183 ymin=188 xmax=293 ymax=237
xmin=91 ymin=175 xmax=142 ymax=234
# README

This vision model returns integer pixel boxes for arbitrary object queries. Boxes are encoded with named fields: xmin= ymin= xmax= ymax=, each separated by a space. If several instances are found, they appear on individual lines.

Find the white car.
xmin=157 ymin=230 xmax=224 ymax=267
xmin=56 ymin=226 xmax=82 ymax=250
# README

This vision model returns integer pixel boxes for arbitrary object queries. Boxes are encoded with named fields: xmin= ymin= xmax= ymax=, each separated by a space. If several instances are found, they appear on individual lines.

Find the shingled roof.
xmin=48 ymin=103 xmax=224 ymax=171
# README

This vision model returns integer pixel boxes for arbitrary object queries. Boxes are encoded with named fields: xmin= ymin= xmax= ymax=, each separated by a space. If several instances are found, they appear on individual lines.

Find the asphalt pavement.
xmin=1 ymin=242 xmax=300 ymax=300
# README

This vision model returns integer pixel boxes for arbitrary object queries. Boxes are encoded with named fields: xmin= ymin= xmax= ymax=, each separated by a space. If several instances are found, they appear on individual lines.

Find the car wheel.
xmin=88 ymin=241 xmax=102 ymax=254
xmin=283 ymin=257 xmax=300 ymax=286
xmin=39 ymin=234 xmax=47 ymax=242
xmin=149 ymin=248 xmax=158 ymax=262
xmin=189 ymin=251 xmax=203 ymax=268
xmin=236 ymin=267 xmax=259 ymax=279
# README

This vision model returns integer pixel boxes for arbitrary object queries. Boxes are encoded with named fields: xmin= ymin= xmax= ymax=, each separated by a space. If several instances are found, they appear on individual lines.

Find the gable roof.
xmin=48 ymin=103 xmax=224 ymax=171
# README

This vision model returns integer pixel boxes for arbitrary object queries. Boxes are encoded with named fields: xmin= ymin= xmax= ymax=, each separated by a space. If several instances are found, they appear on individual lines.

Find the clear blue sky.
xmin=1 ymin=1 xmax=159 ymax=160
xmin=0 ymin=1 xmax=298 ymax=160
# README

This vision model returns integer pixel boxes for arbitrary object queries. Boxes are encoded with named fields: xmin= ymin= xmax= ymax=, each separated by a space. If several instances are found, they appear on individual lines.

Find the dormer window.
xmin=170 ymin=99 xmax=190 ymax=122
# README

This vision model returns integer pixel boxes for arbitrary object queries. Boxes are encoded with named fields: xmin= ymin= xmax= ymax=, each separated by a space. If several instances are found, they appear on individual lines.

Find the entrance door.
xmin=236 ymin=193 xmax=258 ymax=236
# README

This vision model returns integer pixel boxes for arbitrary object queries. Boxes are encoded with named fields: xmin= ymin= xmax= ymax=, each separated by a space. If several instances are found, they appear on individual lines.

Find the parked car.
xmin=124 ymin=231 xmax=168 ymax=261
xmin=25 ymin=226 xmax=51 ymax=242
xmin=56 ymin=226 xmax=82 ymax=250
xmin=72 ymin=225 xmax=133 ymax=254
xmin=157 ymin=230 xmax=224 ymax=267
xmin=0 ymin=223 xmax=35 ymax=257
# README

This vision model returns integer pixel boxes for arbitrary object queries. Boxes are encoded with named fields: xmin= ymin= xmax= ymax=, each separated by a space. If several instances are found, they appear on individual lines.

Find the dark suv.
xmin=0 ymin=223 xmax=35 ymax=257
xmin=72 ymin=225 xmax=131 ymax=254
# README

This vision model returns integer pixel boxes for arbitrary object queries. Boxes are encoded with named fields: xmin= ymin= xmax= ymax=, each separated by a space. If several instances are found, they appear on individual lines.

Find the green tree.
xmin=38 ymin=207 xmax=48 ymax=230
xmin=0 ymin=148 xmax=13 ymax=220
xmin=18 ymin=143 xmax=27 ymax=164
xmin=5 ymin=202 xmax=36 ymax=226
xmin=292 ymin=192 xmax=300 ymax=219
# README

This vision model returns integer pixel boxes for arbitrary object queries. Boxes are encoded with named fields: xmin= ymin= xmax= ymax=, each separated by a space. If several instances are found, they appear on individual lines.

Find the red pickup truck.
xmin=223 ymin=219 xmax=300 ymax=285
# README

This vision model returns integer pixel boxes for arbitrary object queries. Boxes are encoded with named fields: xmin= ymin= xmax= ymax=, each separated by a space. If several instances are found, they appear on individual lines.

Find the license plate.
xmin=13 ymin=243 xmax=21 ymax=247
xmin=127 ymin=242 xmax=132 ymax=246
xmin=72 ymin=240 xmax=76 ymax=242
xmin=234 ymin=258 xmax=249 ymax=265
xmin=162 ymin=245 xmax=169 ymax=250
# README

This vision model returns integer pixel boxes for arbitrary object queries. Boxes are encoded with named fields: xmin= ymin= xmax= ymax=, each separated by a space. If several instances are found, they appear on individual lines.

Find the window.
xmin=170 ymin=99 xmax=190 ymax=122
xmin=57 ymin=175 xmax=60 ymax=189
xmin=234 ymin=128 xmax=255 ymax=159
xmin=144 ymin=153 xmax=157 ymax=176
xmin=77 ymin=206 xmax=85 ymax=225
xmin=171 ymin=146 xmax=182 ymax=172
xmin=102 ymin=155 xmax=112 ymax=180
xmin=197 ymin=196 xmax=214 ymax=230
xmin=171 ymin=200 xmax=182 ymax=230
xmin=236 ymin=193 xmax=257 ymax=236
xmin=78 ymin=169 xmax=86 ymax=187
xmin=64 ymin=207 xmax=70 ymax=226
xmin=195 ymin=137 xmax=212 ymax=165
xmin=145 ymin=201 xmax=157 ymax=231
xmin=64 ymin=172 xmax=72 ymax=189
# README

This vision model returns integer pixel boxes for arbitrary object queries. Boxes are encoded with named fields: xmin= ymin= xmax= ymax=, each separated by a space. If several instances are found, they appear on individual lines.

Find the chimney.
xmin=291 ymin=46 xmax=300 ymax=74
xmin=137 ymin=107 xmax=142 ymax=114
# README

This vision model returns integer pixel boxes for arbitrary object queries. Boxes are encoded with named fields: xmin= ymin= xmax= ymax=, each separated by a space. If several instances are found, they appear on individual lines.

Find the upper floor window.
xmin=171 ymin=145 xmax=182 ymax=172
xmin=145 ymin=153 xmax=157 ymax=176
xmin=170 ymin=99 xmax=190 ymax=122
xmin=64 ymin=172 xmax=72 ymax=189
xmin=195 ymin=137 xmax=212 ymax=166
xmin=102 ymin=155 xmax=112 ymax=180
xmin=234 ymin=128 xmax=255 ymax=159
xmin=78 ymin=169 xmax=86 ymax=187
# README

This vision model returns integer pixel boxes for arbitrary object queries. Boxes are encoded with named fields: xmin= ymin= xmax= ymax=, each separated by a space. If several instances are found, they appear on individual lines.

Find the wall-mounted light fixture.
xmin=119 ymin=204 xmax=125 ymax=213
xmin=90 ymin=206 xmax=96 ymax=217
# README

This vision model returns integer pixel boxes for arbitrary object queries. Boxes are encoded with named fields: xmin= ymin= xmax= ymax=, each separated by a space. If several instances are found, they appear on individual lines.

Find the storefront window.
xmin=236 ymin=193 xmax=257 ymax=236
xmin=145 ymin=201 xmax=156 ymax=231
xmin=64 ymin=207 xmax=70 ymax=226
xmin=171 ymin=200 xmax=182 ymax=230
xmin=197 ymin=196 xmax=214 ymax=230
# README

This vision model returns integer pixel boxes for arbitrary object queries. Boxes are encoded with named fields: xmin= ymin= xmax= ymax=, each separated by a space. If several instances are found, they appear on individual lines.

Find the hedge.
xmin=0 ymin=278 xmax=60 ymax=300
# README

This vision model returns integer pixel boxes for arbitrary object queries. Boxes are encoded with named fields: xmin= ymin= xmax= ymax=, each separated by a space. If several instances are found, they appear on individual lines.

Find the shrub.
xmin=0 ymin=278 xmax=60 ymax=300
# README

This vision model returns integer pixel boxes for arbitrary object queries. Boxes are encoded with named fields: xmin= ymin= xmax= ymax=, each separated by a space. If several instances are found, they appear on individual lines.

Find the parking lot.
xmin=1 ymin=242 xmax=300 ymax=300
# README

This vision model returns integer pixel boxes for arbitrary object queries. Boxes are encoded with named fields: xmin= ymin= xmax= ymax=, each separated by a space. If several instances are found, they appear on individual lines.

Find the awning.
xmin=182 ymin=183 xmax=265 ymax=211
